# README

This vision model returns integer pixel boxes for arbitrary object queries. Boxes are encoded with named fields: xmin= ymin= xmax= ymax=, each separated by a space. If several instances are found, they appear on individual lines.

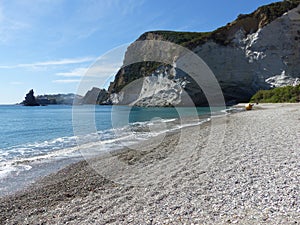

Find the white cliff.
xmin=193 ymin=4 xmax=300 ymax=102
xmin=109 ymin=1 xmax=300 ymax=106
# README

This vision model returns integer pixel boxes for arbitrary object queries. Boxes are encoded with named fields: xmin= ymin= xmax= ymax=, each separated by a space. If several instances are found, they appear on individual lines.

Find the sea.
xmin=0 ymin=104 xmax=225 ymax=196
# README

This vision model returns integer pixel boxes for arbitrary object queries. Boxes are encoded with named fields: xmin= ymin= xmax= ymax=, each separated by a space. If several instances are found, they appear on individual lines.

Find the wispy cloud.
xmin=53 ymin=62 xmax=121 ymax=88
xmin=10 ymin=81 xmax=23 ymax=85
xmin=87 ymin=63 xmax=121 ymax=77
xmin=0 ymin=3 xmax=29 ymax=43
xmin=56 ymin=63 xmax=122 ymax=78
xmin=62 ymin=0 xmax=146 ymax=40
xmin=56 ymin=67 xmax=88 ymax=77
xmin=52 ymin=79 xmax=81 ymax=84
xmin=121 ymin=0 xmax=145 ymax=16
xmin=0 ymin=57 xmax=96 ymax=69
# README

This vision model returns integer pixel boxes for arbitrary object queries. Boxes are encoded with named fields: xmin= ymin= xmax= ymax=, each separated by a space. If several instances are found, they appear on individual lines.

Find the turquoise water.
xmin=0 ymin=105 xmax=211 ymax=157
xmin=0 ymin=104 xmax=215 ymax=195
xmin=0 ymin=105 xmax=74 ymax=149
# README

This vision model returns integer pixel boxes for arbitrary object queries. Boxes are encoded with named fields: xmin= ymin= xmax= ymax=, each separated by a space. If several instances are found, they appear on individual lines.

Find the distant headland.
xmin=21 ymin=89 xmax=81 ymax=106
xmin=21 ymin=88 xmax=110 ymax=106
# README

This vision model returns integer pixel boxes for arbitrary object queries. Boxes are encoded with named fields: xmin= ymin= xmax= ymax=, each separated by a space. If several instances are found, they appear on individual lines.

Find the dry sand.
xmin=0 ymin=103 xmax=299 ymax=224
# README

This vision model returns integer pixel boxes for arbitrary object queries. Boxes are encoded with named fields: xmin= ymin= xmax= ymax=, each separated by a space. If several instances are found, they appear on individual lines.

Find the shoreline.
xmin=0 ymin=103 xmax=299 ymax=224
xmin=0 ymin=106 xmax=214 ymax=197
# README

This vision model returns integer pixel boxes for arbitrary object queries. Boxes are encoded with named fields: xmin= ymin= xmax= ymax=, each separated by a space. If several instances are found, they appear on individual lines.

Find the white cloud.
xmin=56 ymin=67 xmax=88 ymax=77
xmin=56 ymin=63 xmax=122 ymax=78
xmin=52 ymin=79 xmax=81 ymax=84
xmin=88 ymin=63 xmax=121 ymax=76
xmin=0 ymin=57 xmax=96 ymax=69
xmin=28 ymin=57 xmax=95 ymax=67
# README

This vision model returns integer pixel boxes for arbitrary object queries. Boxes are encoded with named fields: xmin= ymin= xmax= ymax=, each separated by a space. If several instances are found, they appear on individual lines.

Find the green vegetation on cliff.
xmin=138 ymin=0 xmax=300 ymax=48
xmin=264 ymin=0 xmax=300 ymax=19
xmin=211 ymin=0 xmax=300 ymax=45
xmin=250 ymin=85 xmax=300 ymax=103
xmin=259 ymin=0 xmax=300 ymax=22
xmin=138 ymin=31 xmax=212 ymax=49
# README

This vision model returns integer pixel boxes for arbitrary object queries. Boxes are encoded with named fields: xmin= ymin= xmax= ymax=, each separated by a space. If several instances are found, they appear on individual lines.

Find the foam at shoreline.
xmin=0 ymin=109 xmax=221 ymax=195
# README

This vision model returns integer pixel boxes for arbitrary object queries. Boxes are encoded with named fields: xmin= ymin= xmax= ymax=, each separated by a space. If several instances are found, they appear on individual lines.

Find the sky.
xmin=0 ymin=0 xmax=278 ymax=104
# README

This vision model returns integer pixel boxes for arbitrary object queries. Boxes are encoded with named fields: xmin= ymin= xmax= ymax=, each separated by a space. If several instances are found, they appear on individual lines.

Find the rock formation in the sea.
xmin=23 ymin=89 xmax=40 ymax=106
xmin=78 ymin=87 xmax=110 ymax=105
xmin=108 ymin=0 xmax=300 ymax=106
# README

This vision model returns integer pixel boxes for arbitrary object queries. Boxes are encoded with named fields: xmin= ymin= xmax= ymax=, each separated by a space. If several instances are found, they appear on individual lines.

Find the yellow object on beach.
xmin=245 ymin=103 xmax=253 ymax=110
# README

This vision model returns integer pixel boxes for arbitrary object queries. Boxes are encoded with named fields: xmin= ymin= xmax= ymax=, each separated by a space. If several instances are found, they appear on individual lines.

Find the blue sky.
xmin=0 ymin=0 xmax=277 ymax=104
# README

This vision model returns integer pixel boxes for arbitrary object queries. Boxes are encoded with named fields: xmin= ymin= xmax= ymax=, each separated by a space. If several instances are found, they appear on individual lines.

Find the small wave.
xmin=0 ymin=163 xmax=32 ymax=180
xmin=0 ymin=136 xmax=79 ymax=161
xmin=0 ymin=114 xmax=212 ymax=180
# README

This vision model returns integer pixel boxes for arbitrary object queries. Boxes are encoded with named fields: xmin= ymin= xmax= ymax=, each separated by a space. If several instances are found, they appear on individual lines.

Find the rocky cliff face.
xmin=78 ymin=87 xmax=109 ymax=105
xmin=108 ymin=0 xmax=300 ymax=106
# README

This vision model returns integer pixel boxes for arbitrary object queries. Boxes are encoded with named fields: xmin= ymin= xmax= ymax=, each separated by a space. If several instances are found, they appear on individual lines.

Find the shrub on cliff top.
xmin=250 ymin=85 xmax=300 ymax=103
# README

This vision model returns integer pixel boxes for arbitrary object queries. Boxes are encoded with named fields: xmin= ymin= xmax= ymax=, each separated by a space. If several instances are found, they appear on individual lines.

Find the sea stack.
xmin=23 ymin=89 xmax=40 ymax=106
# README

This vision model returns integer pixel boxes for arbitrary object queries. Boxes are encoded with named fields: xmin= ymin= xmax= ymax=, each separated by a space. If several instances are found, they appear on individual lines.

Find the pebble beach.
xmin=0 ymin=103 xmax=299 ymax=224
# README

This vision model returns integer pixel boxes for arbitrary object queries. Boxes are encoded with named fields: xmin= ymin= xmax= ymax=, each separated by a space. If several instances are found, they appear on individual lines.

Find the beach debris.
xmin=245 ymin=103 xmax=254 ymax=110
